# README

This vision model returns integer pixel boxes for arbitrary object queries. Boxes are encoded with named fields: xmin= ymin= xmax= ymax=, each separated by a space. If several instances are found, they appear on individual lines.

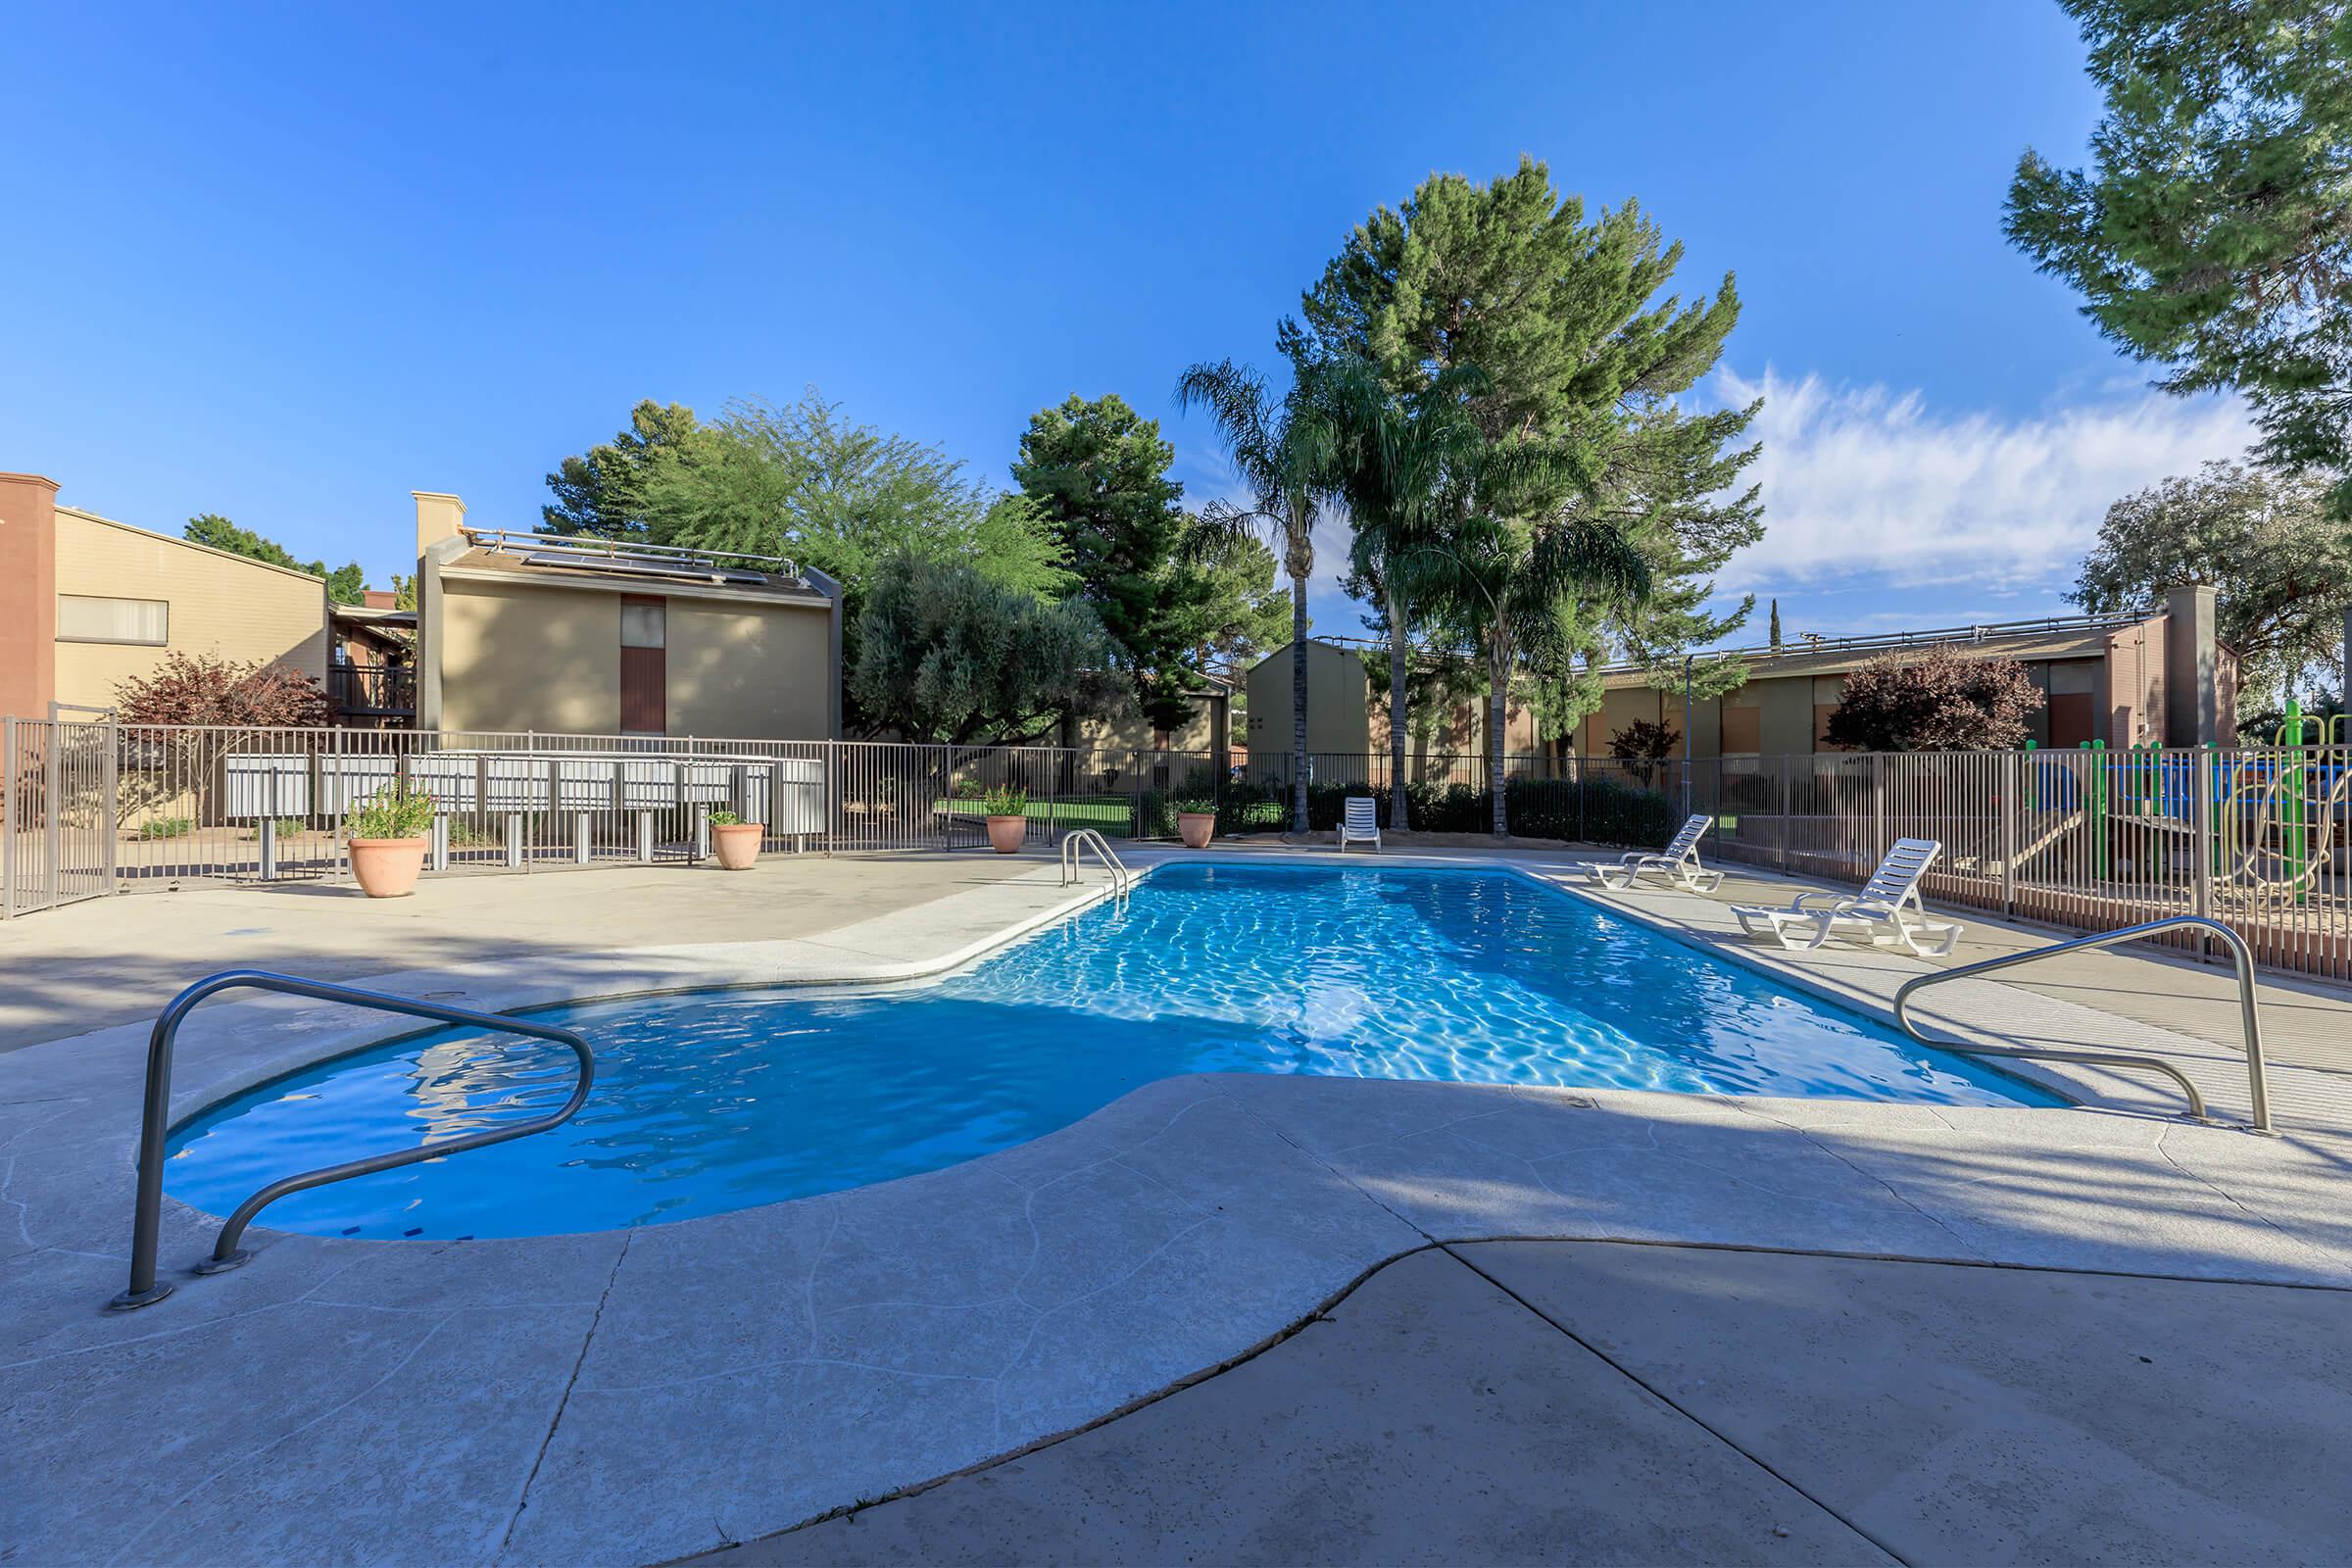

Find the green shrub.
xmin=347 ymin=783 xmax=434 ymax=840
xmin=709 ymin=809 xmax=745 ymax=826
xmin=136 ymin=815 xmax=193 ymax=841
xmin=980 ymin=785 xmax=1029 ymax=816
xmin=1194 ymin=775 xmax=1681 ymax=847
xmin=952 ymin=776 xmax=988 ymax=800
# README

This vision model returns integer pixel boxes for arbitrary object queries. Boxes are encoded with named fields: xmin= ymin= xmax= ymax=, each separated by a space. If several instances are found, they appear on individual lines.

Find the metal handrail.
xmin=111 ymin=970 xmax=596 ymax=1310
xmin=1891 ymin=916 xmax=2271 ymax=1134
xmin=1059 ymin=828 xmax=1134 ymax=896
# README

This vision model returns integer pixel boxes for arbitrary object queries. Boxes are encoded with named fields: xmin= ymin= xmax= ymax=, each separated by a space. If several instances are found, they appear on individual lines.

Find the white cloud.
xmin=1712 ymin=368 xmax=2257 ymax=596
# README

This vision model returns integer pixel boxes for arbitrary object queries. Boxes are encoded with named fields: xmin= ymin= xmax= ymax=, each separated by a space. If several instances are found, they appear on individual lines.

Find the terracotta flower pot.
xmin=711 ymin=821 xmax=764 ymax=870
xmin=985 ymin=814 xmax=1027 ymax=854
xmin=349 ymin=837 xmax=427 ymax=899
xmin=1177 ymin=811 xmax=1216 ymax=850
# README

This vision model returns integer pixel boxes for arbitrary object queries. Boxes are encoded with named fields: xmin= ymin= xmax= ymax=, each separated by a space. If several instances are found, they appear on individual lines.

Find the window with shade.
xmin=58 ymin=595 xmax=169 ymax=645
xmin=619 ymin=597 xmax=665 ymax=735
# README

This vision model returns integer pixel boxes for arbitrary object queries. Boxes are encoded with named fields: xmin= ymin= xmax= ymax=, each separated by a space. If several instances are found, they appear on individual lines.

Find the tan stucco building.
xmin=1584 ymin=594 xmax=2233 ymax=759
xmin=0 ymin=471 xmax=329 ymax=717
xmin=412 ymin=493 xmax=843 ymax=740
xmin=1243 ymin=640 xmax=1369 ymax=778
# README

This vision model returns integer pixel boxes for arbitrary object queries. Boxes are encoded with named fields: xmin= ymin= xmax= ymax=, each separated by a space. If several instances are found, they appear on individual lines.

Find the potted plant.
xmin=982 ymin=786 xmax=1029 ymax=854
xmin=1174 ymin=794 xmax=1219 ymax=850
xmin=709 ymin=808 xmax=764 ymax=871
xmin=347 ymin=783 xmax=434 ymax=899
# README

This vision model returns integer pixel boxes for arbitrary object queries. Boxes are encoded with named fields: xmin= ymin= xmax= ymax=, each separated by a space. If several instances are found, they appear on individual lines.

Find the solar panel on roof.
xmin=519 ymin=552 xmax=770 ymax=586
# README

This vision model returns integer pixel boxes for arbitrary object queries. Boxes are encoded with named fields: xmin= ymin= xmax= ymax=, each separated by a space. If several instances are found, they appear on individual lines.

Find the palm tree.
xmin=1421 ymin=495 xmax=1649 ymax=837
xmin=1305 ymin=356 xmax=1491 ymax=833
xmin=1174 ymin=360 xmax=1333 ymax=834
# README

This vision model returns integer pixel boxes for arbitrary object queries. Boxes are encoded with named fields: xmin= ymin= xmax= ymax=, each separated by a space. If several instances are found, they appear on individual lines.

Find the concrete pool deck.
xmin=4 ymin=847 xmax=2351 ymax=1564
xmin=697 ymin=1241 xmax=2352 ymax=1566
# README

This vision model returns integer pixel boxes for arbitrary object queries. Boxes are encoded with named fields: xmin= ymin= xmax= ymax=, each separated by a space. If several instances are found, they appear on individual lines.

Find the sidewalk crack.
xmin=499 ymin=1227 xmax=634 ymax=1560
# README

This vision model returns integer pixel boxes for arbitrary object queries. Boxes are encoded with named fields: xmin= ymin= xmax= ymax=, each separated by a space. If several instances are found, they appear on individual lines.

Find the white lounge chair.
xmin=1731 ymin=838 xmax=1964 ymax=957
xmin=1576 ymin=813 xmax=1721 ymax=893
xmin=1338 ymin=796 xmax=1381 ymax=853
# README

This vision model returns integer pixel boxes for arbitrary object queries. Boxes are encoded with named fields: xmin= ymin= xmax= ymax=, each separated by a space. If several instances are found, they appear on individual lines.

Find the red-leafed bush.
xmin=1824 ymin=647 xmax=2043 ymax=752
xmin=113 ymin=652 xmax=328 ymax=728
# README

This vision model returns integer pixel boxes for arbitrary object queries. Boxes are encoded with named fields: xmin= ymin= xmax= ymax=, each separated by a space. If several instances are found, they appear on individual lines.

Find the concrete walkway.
xmin=0 ymin=853 xmax=1043 ymax=1054
xmin=700 ymin=1240 xmax=2352 ymax=1567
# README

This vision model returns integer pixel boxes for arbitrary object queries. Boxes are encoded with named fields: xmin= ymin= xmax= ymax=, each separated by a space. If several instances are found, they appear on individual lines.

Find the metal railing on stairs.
xmin=111 ymin=970 xmax=595 ymax=1310
xmin=1059 ymin=828 xmax=1135 ymax=898
xmin=1891 ymin=915 xmax=2272 ymax=1133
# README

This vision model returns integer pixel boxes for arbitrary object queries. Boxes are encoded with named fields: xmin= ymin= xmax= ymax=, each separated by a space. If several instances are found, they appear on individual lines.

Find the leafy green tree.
xmin=1175 ymin=358 xmax=1334 ymax=830
xmin=543 ymin=400 xmax=702 ymax=538
xmin=184 ymin=514 xmax=367 ymax=606
xmin=2006 ymin=1 xmax=2352 ymax=514
xmin=1195 ymin=533 xmax=1294 ymax=671
xmin=1282 ymin=158 xmax=1762 ymax=718
xmin=631 ymin=392 xmax=1073 ymax=600
xmin=2072 ymin=459 xmax=2352 ymax=702
xmin=850 ymin=554 xmax=1131 ymax=744
xmin=1010 ymin=393 xmax=1278 ymax=729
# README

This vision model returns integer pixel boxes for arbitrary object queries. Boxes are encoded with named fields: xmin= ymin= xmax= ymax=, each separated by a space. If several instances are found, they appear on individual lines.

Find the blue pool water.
xmin=166 ymin=863 xmax=2053 ymax=1239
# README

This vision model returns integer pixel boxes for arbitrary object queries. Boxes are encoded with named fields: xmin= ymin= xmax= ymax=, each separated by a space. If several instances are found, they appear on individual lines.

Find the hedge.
xmin=1186 ymin=775 xmax=1681 ymax=848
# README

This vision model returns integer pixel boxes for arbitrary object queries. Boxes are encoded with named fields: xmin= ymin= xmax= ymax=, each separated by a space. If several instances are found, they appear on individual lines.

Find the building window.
xmin=619 ymin=596 xmax=666 ymax=735
xmin=57 ymin=595 xmax=169 ymax=645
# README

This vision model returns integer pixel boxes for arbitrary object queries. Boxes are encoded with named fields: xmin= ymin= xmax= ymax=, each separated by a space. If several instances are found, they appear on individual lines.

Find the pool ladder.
xmin=110 ymin=970 xmax=595 ymax=1310
xmin=1891 ymin=915 xmax=2272 ymax=1133
xmin=1059 ymin=828 xmax=1135 ymax=899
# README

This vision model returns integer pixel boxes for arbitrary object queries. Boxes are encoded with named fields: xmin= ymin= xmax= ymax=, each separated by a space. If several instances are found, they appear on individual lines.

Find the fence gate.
xmin=2 ymin=715 xmax=119 ymax=917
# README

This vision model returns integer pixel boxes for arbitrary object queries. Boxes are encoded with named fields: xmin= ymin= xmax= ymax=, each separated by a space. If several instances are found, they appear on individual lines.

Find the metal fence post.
xmin=43 ymin=717 xmax=63 ymax=909
xmin=2 ymin=715 xmax=16 ymax=917
xmin=2000 ymin=749 xmax=2018 ymax=916
xmin=102 ymin=715 xmax=119 ymax=889
xmin=2192 ymin=748 xmax=2214 ymax=923
xmin=1777 ymin=757 xmax=1791 ymax=871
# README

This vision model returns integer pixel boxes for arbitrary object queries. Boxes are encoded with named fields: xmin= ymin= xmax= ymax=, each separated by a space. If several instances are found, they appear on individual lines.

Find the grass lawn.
xmin=935 ymin=796 xmax=1134 ymax=827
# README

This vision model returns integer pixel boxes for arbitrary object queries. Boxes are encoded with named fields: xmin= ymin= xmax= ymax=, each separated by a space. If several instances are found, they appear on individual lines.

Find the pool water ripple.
xmin=165 ymin=863 xmax=2054 ymax=1239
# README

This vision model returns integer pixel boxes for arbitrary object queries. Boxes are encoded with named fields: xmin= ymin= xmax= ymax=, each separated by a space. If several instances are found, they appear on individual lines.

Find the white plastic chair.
xmin=1732 ymin=838 xmax=1964 ymax=957
xmin=1576 ymin=814 xmax=1721 ymax=892
xmin=1338 ymin=796 xmax=1381 ymax=853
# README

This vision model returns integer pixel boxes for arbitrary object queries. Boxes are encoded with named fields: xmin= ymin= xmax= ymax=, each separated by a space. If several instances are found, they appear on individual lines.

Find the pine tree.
xmin=1010 ymin=394 xmax=1274 ymax=729
xmin=1769 ymin=598 xmax=1782 ymax=651
xmin=2007 ymin=0 xmax=2352 ymax=517
xmin=1281 ymin=157 xmax=1764 ymax=736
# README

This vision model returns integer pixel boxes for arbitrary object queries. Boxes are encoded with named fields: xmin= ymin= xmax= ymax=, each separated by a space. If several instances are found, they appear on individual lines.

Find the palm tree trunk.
xmin=1288 ymin=580 xmax=1309 ymax=836
xmin=1386 ymin=582 xmax=1411 ymax=832
xmin=1489 ymin=629 xmax=1509 ymax=838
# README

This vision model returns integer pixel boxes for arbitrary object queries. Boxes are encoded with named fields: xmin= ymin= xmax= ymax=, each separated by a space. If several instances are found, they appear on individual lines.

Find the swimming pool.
xmin=166 ymin=862 xmax=2054 ymax=1240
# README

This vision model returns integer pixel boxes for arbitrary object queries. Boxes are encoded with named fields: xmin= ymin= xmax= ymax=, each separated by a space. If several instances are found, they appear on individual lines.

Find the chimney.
xmin=2163 ymin=583 xmax=2224 ymax=746
xmin=414 ymin=491 xmax=466 ymax=557
xmin=0 ymin=472 xmax=61 ymax=718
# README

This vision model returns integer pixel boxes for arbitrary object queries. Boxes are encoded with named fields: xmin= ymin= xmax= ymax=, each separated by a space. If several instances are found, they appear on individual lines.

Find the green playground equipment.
xmin=2277 ymin=702 xmax=2311 ymax=901
xmin=2078 ymin=739 xmax=2109 ymax=880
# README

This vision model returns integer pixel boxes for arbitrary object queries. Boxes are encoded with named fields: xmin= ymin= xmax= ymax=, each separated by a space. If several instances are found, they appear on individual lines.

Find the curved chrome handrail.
xmin=1891 ymin=916 xmax=2270 ymax=1133
xmin=1059 ymin=828 xmax=1133 ymax=897
xmin=111 ymin=969 xmax=595 ymax=1310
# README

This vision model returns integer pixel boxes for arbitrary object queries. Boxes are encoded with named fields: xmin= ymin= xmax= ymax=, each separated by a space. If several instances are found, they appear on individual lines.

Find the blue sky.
xmin=3 ymin=1 xmax=2253 ymax=646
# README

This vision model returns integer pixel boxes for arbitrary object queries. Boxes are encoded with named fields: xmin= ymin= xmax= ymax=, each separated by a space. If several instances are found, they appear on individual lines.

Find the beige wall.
xmin=435 ymin=576 xmax=836 ymax=740
xmin=666 ymin=598 xmax=832 ymax=739
xmin=1246 ymin=641 xmax=1370 ymax=762
xmin=1068 ymin=693 xmax=1221 ymax=754
xmin=436 ymin=578 xmax=621 ymax=735
xmin=52 ymin=510 xmax=327 ymax=710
